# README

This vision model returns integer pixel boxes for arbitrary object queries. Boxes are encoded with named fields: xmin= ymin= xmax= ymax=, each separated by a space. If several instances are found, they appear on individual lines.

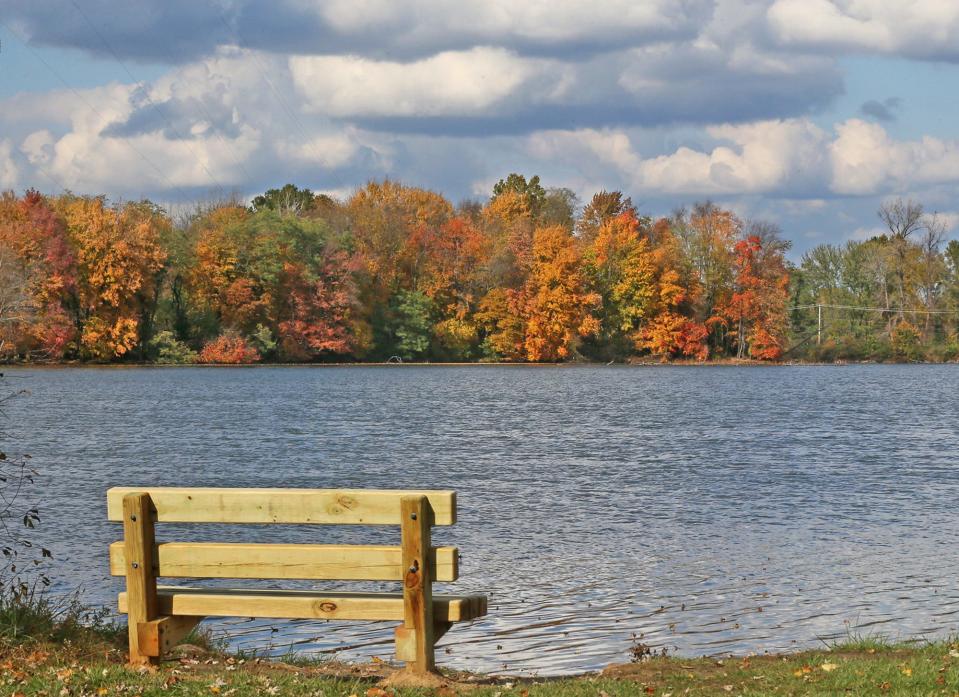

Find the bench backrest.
xmin=106 ymin=487 xmax=458 ymax=582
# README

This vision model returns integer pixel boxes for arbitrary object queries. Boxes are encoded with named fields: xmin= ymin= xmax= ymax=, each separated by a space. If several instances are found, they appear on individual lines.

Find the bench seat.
xmin=119 ymin=586 xmax=488 ymax=623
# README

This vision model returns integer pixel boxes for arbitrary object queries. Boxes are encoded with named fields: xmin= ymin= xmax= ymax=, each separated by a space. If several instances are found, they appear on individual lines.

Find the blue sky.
xmin=1 ymin=1 xmax=958 ymax=259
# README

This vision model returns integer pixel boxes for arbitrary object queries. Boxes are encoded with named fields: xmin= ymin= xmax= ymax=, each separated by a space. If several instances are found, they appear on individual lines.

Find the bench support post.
xmin=399 ymin=495 xmax=436 ymax=674
xmin=137 ymin=615 xmax=203 ymax=657
xmin=123 ymin=492 xmax=159 ymax=666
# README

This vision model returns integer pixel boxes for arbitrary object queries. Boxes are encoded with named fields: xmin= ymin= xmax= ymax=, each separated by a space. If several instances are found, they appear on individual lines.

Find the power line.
xmin=214 ymin=9 xmax=350 ymax=198
xmin=792 ymin=302 xmax=957 ymax=315
xmin=4 ymin=141 xmax=68 ymax=194
xmin=0 ymin=18 xmax=186 ymax=200
xmin=66 ymin=0 xmax=229 ymax=197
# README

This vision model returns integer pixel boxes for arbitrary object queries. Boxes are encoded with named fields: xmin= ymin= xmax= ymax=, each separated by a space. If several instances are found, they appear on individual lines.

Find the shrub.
xmin=198 ymin=334 xmax=260 ymax=364
xmin=249 ymin=323 xmax=277 ymax=360
xmin=148 ymin=331 xmax=197 ymax=364
xmin=891 ymin=322 xmax=922 ymax=362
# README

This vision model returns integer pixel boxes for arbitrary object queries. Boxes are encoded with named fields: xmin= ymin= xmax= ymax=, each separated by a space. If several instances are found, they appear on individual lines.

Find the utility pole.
xmin=817 ymin=304 xmax=822 ymax=346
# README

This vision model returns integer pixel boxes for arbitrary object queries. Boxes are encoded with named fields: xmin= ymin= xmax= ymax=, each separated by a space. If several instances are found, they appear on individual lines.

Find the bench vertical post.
xmin=400 ymin=495 xmax=435 ymax=674
xmin=122 ymin=492 xmax=159 ymax=666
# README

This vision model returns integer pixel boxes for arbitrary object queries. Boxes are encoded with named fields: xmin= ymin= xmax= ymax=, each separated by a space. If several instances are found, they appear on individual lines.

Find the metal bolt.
xmin=131 ymin=562 xmax=139 ymax=569
xmin=411 ymin=513 xmax=417 ymax=520
xmin=131 ymin=514 xmax=137 ymax=521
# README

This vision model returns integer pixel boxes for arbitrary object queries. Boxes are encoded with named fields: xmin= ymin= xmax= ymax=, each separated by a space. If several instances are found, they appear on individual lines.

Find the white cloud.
xmin=20 ymin=130 xmax=55 ymax=166
xmin=642 ymin=119 xmax=828 ymax=194
xmin=290 ymin=48 xmax=550 ymax=117
xmin=850 ymin=225 xmax=887 ymax=241
xmin=934 ymin=211 xmax=959 ymax=233
xmin=768 ymin=0 xmax=959 ymax=60
xmin=312 ymin=0 xmax=709 ymax=48
xmin=830 ymin=119 xmax=959 ymax=195
xmin=0 ymin=140 xmax=19 ymax=189
xmin=274 ymin=132 xmax=362 ymax=168
xmin=527 ymin=118 xmax=959 ymax=198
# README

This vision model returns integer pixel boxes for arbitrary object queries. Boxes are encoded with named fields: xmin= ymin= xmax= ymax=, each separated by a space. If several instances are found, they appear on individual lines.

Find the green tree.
xmin=393 ymin=290 xmax=434 ymax=360
xmin=540 ymin=188 xmax=578 ymax=229
xmin=491 ymin=174 xmax=546 ymax=219
xmin=250 ymin=184 xmax=317 ymax=216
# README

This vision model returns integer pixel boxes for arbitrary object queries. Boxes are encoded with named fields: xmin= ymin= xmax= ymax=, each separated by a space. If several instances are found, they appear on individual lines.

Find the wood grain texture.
xmin=107 ymin=487 xmax=456 ymax=525
xmin=400 ymin=494 xmax=435 ymax=673
xmin=136 ymin=615 xmax=202 ymax=657
xmin=108 ymin=541 xmax=459 ymax=581
xmin=122 ymin=493 xmax=158 ymax=665
xmin=118 ymin=587 xmax=487 ymax=622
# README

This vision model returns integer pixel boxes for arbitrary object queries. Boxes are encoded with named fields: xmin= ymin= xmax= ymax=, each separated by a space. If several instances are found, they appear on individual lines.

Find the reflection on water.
xmin=5 ymin=364 xmax=959 ymax=675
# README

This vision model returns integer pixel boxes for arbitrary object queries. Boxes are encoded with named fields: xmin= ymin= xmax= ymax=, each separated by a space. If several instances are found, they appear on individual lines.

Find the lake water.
xmin=2 ymin=364 xmax=958 ymax=676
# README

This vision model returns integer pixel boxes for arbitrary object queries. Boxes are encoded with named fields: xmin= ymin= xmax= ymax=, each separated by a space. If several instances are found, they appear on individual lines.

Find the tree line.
xmin=0 ymin=177 xmax=956 ymax=364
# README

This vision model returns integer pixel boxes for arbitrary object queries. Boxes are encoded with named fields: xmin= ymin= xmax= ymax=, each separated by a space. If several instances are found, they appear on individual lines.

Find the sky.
xmin=1 ymin=1 xmax=959 ymax=258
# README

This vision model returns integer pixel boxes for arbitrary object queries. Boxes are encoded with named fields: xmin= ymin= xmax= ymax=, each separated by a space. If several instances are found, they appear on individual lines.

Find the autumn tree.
xmin=633 ymin=221 xmax=709 ymax=361
xmin=475 ymin=288 xmax=527 ymax=361
xmin=523 ymin=225 xmax=600 ymax=361
xmin=581 ymin=211 xmax=653 ymax=357
xmin=58 ymin=196 xmax=166 ymax=360
xmin=878 ymin=197 xmax=924 ymax=322
xmin=190 ymin=207 xmax=357 ymax=361
xmin=577 ymin=190 xmax=637 ymax=244
xmin=0 ymin=242 xmax=36 ymax=358
xmin=715 ymin=233 xmax=791 ymax=360
xmin=0 ymin=191 xmax=78 ymax=358
xmin=406 ymin=216 xmax=488 ymax=359
xmin=491 ymin=174 xmax=546 ymax=219
xmin=672 ymin=202 xmax=739 ymax=348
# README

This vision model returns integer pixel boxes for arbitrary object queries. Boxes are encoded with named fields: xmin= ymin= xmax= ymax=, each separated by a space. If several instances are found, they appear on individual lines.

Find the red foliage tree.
xmin=198 ymin=334 xmax=261 ymax=364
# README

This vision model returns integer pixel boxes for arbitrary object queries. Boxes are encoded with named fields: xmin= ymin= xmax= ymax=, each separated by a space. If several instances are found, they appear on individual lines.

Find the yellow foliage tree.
xmin=524 ymin=225 xmax=600 ymax=361
xmin=60 ymin=197 xmax=166 ymax=360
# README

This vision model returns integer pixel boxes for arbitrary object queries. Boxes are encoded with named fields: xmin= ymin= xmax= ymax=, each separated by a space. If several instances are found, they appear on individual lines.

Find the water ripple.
xmin=4 ymin=364 xmax=959 ymax=675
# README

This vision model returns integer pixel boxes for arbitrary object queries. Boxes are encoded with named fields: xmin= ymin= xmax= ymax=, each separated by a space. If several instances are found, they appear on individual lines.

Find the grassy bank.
xmin=6 ymin=632 xmax=959 ymax=696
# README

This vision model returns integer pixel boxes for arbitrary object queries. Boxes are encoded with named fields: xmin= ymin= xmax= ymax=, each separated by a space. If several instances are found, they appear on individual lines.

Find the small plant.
xmin=0 ymin=375 xmax=121 ymax=647
xmin=0 ymin=377 xmax=50 ymax=602
xmin=629 ymin=640 xmax=669 ymax=662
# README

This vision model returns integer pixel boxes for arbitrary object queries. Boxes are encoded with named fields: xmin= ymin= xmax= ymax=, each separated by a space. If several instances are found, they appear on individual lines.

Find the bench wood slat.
xmin=106 ymin=488 xmax=457 ymax=526
xmin=108 ymin=542 xmax=459 ymax=581
xmin=117 ymin=587 xmax=487 ymax=623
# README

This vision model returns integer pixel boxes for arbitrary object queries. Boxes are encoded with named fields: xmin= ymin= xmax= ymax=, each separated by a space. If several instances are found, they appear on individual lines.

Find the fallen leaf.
xmin=821 ymin=662 xmax=838 ymax=672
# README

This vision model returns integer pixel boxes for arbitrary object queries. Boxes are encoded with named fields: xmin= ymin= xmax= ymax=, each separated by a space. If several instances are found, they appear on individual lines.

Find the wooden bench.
xmin=107 ymin=487 xmax=487 ymax=675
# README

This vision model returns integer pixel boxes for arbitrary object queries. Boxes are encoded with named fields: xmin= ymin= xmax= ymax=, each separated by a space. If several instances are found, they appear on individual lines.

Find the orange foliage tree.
xmin=0 ymin=191 xmax=78 ymax=358
xmin=715 ymin=235 xmax=791 ymax=359
xmin=523 ymin=225 xmax=600 ymax=361
xmin=0 ymin=179 xmax=803 ymax=364
xmin=60 ymin=197 xmax=166 ymax=360
xmin=198 ymin=334 xmax=260 ymax=364
xmin=634 ymin=223 xmax=709 ymax=361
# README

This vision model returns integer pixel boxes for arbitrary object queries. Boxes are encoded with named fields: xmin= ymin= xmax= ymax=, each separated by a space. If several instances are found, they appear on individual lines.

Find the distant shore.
xmin=3 ymin=357 xmax=957 ymax=369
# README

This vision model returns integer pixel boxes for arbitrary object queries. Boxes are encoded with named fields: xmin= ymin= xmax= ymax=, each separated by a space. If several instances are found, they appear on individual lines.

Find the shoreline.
xmin=3 ymin=358 xmax=957 ymax=369
xmin=6 ymin=635 xmax=959 ymax=696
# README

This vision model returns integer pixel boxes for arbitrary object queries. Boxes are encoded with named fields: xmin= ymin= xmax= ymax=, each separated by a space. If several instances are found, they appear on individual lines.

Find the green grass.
xmin=2 ymin=591 xmax=959 ymax=696
xmin=6 ymin=637 xmax=959 ymax=696
xmin=0 ymin=585 xmax=123 ymax=646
